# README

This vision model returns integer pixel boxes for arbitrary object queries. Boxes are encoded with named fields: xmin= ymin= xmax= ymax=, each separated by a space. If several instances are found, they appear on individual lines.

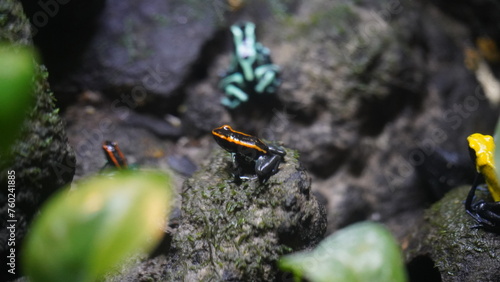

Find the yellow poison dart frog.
xmin=466 ymin=133 xmax=500 ymax=232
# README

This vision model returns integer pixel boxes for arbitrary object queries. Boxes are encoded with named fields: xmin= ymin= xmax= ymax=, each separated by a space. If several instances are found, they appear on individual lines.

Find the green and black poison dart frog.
xmin=219 ymin=21 xmax=281 ymax=109
xmin=212 ymin=125 xmax=286 ymax=182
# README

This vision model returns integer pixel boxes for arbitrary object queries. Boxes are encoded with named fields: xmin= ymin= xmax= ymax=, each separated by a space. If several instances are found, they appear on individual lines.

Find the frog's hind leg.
xmin=466 ymin=173 xmax=500 ymax=232
xmin=472 ymin=201 xmax=500 ymax=229
xmin=255 ymin=154 xmax=283 ymax=182
xmin=254 ymin=64 xmax=280 ymax=94
xmin=220 ymin=73 xmax=248 ymax=108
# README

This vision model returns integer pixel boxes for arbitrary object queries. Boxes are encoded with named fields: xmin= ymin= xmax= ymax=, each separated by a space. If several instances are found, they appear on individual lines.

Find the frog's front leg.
xmin=465 ymin=174 xmax=500 ymax=232
xmin=231 ymin=153 xmax=244 ymax=183
xmin=468 ymin=200 xmax=500 ymax=231
xmin=254 ymin=64 xmax=280 ymax=94
xmin=255 ymin=154 xmax=283 ymax=182
xmin=231 ymin=153 xmax=258 ymax=183
xmin=219 ymin=72 xmax=249 ymax=109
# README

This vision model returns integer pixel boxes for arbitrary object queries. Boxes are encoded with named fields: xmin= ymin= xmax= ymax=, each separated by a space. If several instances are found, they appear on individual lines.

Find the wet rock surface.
xmin=405 ymin=185 xmax=500 ymax=282
xmin=0 ymin=0 xmax=75 ymax=278
xmin=113 ymin=148 xmax=326 ymax=281
xmin=266 ymin=0 xmax=498 ymax=237
xmin=21 ymin=0 xmax=222 ymax=105
xmin=8 ymin=0 xmax=500 ymax=280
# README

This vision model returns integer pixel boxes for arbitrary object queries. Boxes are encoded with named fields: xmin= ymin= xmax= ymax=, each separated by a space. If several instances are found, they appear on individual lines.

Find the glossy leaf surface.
xmin=22 ymin=171 xmax=173 ymax=282
xmin=279 ymin=221 xmax=407 ymax=282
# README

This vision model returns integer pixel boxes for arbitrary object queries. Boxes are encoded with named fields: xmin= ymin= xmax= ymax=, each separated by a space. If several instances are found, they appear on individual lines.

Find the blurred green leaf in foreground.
xmin=0 ymin=45 xmax=36 ymax=155
xmin=22 ymin=170 xmax=174 ymax=282
xmin=279 ymin=221 xmax=408 ymax=282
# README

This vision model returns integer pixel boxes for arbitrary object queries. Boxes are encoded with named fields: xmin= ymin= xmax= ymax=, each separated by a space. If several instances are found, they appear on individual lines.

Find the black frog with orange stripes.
xmin=102 ymin=141 xmax=128 ymax=170
xmin=212 ymin=125 xmax=286 ymax=182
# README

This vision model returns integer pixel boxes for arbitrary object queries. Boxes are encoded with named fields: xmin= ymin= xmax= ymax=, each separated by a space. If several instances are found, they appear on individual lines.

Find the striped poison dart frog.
xmin=465 ymin=133 xmax=500 ymax=232
xmin=212 ymin=125 xmax=286 ymax=182
xmin=219 ymin=21 xmax=281 ymax=109
xmin=101 ymin=141 xmax=129 ymax=170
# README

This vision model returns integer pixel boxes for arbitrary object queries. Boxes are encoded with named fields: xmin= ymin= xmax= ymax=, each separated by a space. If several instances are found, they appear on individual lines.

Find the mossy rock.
xmin=0 ymin=1 xmax=76 ymax=279
xmin=405 ymin=185 xmax=500 ymax=281
xmin=0 ymin=0 xmax=31 ymax=44
xmin=111 ymin=147 xmax=327 ymax=281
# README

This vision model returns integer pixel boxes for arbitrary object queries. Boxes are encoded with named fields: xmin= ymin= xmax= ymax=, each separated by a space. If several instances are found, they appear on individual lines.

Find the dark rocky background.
xmin=2 ymin=0 xmax=500 ymax=281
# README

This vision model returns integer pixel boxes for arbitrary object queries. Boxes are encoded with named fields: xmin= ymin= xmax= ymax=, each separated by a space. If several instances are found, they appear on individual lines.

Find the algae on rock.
xmin=405 ymin=186 xmax=500 ymax=281
xmin=0 ymin=1 xmax=76 ymax=278
xmin=113 ymin=147 xmax=326 ymax=281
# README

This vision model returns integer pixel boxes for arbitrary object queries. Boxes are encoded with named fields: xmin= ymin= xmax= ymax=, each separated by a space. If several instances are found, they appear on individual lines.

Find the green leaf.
xmin=22 ymin=170 xmax=174 ymax=282
xmin=0 ymin=45 xmax=36 ymax=155
xmin=279 ymin=221 xmax=408 ymax=282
